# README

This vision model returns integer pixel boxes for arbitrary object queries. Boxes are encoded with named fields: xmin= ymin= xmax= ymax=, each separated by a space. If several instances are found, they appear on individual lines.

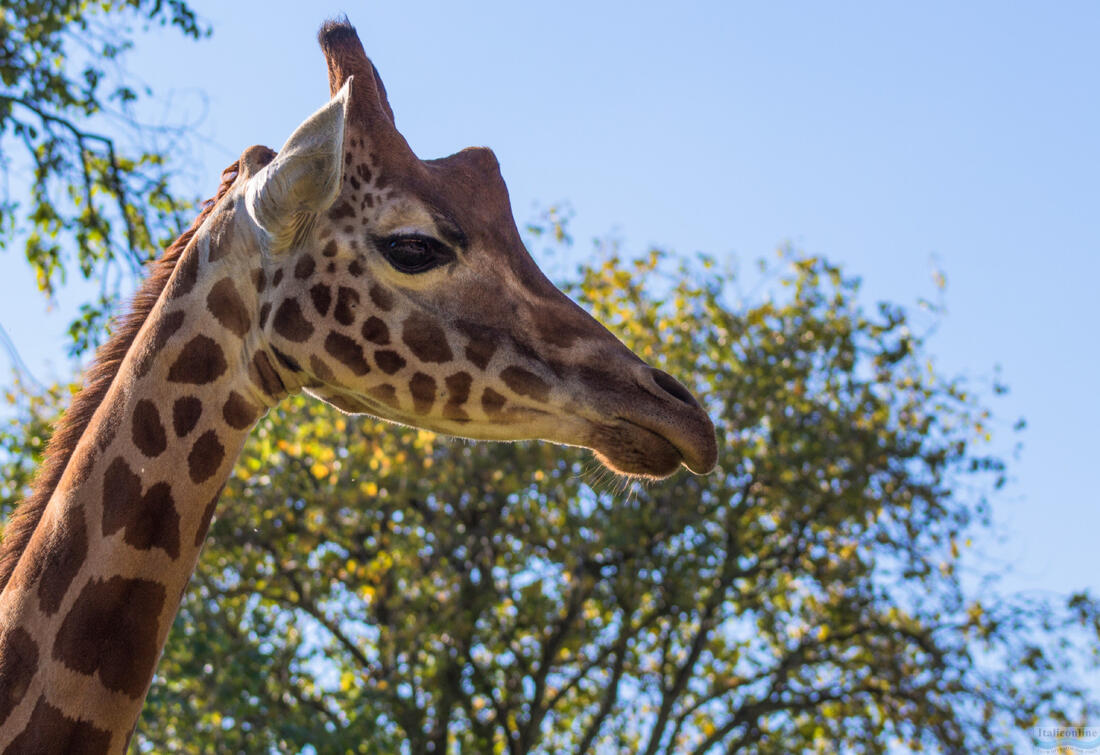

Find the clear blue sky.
xmin=2 ymin=1 xmax=1097 ymax=634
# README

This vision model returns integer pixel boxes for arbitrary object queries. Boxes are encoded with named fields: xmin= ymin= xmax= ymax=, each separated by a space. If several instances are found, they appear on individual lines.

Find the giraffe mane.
xmin=0 ymin=158 xmax=244 ymax=592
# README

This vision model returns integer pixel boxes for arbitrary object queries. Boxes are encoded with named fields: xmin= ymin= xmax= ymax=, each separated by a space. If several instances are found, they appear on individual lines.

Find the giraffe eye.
xmin=380 ymin=234 xmax=452 ymax=274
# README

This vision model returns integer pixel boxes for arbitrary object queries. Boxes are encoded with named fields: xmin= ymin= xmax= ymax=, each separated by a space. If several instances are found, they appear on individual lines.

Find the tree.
xmin=52 ymin=239 xmax=1083 ymax=753
xmin=0 ymin=8 xmax=1095 ymax=748
xmin=0 ymin=0 xmax=206 ymax=354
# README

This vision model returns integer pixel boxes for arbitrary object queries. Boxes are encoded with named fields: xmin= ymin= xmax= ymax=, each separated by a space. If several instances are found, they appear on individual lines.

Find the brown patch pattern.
xmin=131 ymin=399 xmax=167 ymax=458
xmin=52 ymin=576 xmax=167 ymax=699
xmin=250 ymin=351 xmax=285 ymax=397
xmin=309 ymin=284 xmax=332 ymax=316
xmin=444 ymin=371 xmax=472 ymax=421
xmin=134 ymin=310 xmax=185 ymax=378
xmin=374 ymin=350 xmax=406 ymax=375
xmin=167 ymin=335 xmax=228 ymax=385
xmin=294 ymin=254 xmax=316 ymax=279
xmin=367 ymin=383 xmax=399 ymax=408
xmin=458 ymin=322 xmax=499 ymax=371
xmin=194 ymin=487 xmax=223 ymax=547
xmin=402 ymin=312 xmax=453 ymax=363
xmin=334 ymin=286 xmax=360 ymax=326
xmin=361 ymin=316 xmax=389 ymax=345
xmin=222 ymin=391 xmax=259 ymax=430
xmin=409 ymin=372 xmax=437 ymax=414
xmin=169 ymin=247 xmax=200 ymax=299
xmin=309 ymin=355 xmax=336 ymax=383
xmin=501 ymin=366 xmax=551 ymax=403
xmin=273 ymin=298 xmax=314 ymax=342
xmin=328 ymin=200 xmax=354 ymax=220
xmin=0 ymin=626 xmax=38 ymax=725
xmin=36 ymin=503 xmax=89 ymax=615
xmin=172 ymin=396 xmax=202 ymax=437
xmin=368 ymin=284 xmax=395 ymax=311
xmin=324 ymin=332 xmax=370 ymax=376
xmin=4 ymin=694 xmax=111 ymax=754
xmin=207 ymin=278 xmax=250 ymax=338
xmin=93 ymin=391 xmax=126 ymax=454
xmin=188 ymin=430 xmax=225 ymax=484
xmin=102 ymin=457 xmax=180 ymax=559
xmin=482 ymin=387 xmax=507 ymax=416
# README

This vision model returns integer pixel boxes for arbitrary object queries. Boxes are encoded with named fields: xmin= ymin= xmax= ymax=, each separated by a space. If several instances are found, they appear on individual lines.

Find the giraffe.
xmin=0 ymin=19 xmax=716 ymax=752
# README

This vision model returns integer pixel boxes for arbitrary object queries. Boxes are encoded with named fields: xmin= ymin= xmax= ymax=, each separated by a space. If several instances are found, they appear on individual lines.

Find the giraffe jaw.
xmin=586 ymin=417 xmax=717 ymax=480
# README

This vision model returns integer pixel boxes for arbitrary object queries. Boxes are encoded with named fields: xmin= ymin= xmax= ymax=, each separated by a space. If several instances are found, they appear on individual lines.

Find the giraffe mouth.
xmin=587 ymin=419 xmax=692 ymax=479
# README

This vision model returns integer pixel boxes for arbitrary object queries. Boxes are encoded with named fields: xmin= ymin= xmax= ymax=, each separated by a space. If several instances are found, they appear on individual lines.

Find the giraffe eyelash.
xmin=376 ymin=233 xmax=454 ymax=274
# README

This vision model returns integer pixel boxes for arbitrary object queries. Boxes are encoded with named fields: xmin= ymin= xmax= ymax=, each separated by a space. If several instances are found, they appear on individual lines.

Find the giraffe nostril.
xmin=650 ymin=369 xmax=700 ymax=409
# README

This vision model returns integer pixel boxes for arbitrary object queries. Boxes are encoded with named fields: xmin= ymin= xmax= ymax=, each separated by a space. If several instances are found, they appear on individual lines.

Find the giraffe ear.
xmin=245 ymin=78 xmax=352 ymax=247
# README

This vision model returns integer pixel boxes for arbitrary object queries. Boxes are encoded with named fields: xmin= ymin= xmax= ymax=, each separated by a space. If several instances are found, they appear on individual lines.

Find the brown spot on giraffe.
xmin=0 ymin=627 xmax=38 ymax=725
xmin=250 ymin=351 xmax=285 ymax=398
xmin=309 ymin=283 xmax=332 ymax=316
xmin=368 ymin=283 xmax=395 ymax=311
xmin=324 ymin=332 xmax=370 ymax=376
xmin=134 ymin=310 xmax=185 ymax=378
xmin=167 ymin=335 xmax=228 ymax=385
xmin=93 ymin=391 xmax=126 ymax=454
xmin=501 ymin=366 xmax=550 ymax=403
xmin=482 ymin=386 xmax=507 ymax=416
xmin=172 ymin=396 xmax=203 ymax=438
xmin=36 ymin=504 xmax=89 ymax=615
xmin=205 ymin=202 xmax=236 ymax=263
xmin=367 ymin=383 xmax=399 ymax=408
xmin=272 ymin=268 xmax=284 ymax=287
xmin=4 ymin=694 xmax=111 ymax=754
xmin=101 ymin=457 xmax=180 ymax=559
xmin=294 ymin=254 xmax=316 ymax=279
xmin=309 ymin=354 xmax=337 ymax=383
xmin=361 ymin=316 xmax=389 ymax=345
xmin=328 ymin=200 xmax=354 ymax=220
xmin=271 ymin=346 xmax=303 ymax=373
xmin=193 ymin=487 xmax=223 ymax=548
xmin=409 ymin=372 xmax=437 ymax=414
xmin=402 ymin=311 xmax=453 ymax=363
xmin=322 ymin=239 xmax=338 ymax=257
xmin=258 ymin=302 xmax=271 ymax=328
xmin=222 ymin=391 xmax=259 ymax=430
xmin=273 ymin=298 xmax=314 ymax=342
xmin=456 ymin=321 xmax=498 ymax=371
xmin=374 ymin=350 xmax=406 ymax=375
xmin=168 ymin=247 xmax=199 ymax=299
xmin=347 ymin=258 xmax=364 ymax=277
xmin=254 ymin=268 xmax=267 ymax=292
xmin=131 ymin=399 xmax=167 ymax=458
xmin=443 ymin=371 xmax=472 ymax=421
xmin=52 ymin=576 xmax=166 ymax=699
xmin=206 ymin=278 xmax=250 ymax=338
xmin=187 ymin=431 xmax=225 ymax=485
xmin=334 ymin=286 xmax=359 ymax=325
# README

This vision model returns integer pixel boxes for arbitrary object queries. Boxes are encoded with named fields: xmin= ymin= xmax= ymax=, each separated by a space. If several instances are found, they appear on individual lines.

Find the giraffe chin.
xmin=588 ymin=422 xmax=686 ymax=480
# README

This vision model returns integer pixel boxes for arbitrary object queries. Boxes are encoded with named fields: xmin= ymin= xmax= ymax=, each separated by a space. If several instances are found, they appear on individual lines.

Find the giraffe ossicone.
xmin=0 ymin=18 xmax=716 ymax=752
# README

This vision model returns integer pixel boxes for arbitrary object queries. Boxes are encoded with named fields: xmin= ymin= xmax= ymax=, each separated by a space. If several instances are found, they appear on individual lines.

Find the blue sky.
xmin=2 ymin=0 xmax=1097 ymax=648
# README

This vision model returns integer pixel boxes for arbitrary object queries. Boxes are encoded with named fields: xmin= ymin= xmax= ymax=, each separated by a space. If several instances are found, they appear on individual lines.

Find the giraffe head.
xmin=242 ymin=20 xmax=716 ymax=478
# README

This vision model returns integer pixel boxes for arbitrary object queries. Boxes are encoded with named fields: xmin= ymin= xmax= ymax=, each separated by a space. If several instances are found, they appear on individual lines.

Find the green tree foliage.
xmin=7 ymin=243 xmax=1077 ymax=752
xmin=0 ymin=0 xmax=206 ymax=354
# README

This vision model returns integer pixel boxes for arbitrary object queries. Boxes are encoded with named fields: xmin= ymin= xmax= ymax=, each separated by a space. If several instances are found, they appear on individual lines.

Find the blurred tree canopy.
xmin=1 ymin=4 xmax=1098 ymax=753
xmin=9 ymin=238 xmax=1097 ymax=751
xmin=0 ymin=0 xmax=207 ymax=354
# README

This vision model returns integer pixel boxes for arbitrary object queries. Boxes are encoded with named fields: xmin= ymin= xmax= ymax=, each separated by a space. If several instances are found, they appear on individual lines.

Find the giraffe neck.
xmin=0 ymin=215 xmax=286 ymax=751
